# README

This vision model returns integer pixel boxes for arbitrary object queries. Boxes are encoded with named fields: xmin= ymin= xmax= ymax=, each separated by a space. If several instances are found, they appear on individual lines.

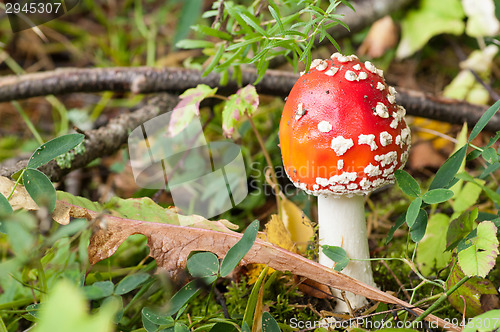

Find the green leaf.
xmin=175 ymin=39 xmax=214 ymax=49
xmin=210 ymin=322 xmax=238 ymax=332
xmin=447 ymin=264 xmax=499 ymax=318
xmin=242 ymin=266 xmax=269 ymax=329
xmin=27 ymin=133 xmax=84 ymax=169
xmin=173 ymin=0 xmax=203 ymax=46
xmin=33 ymin=281 xmax=119 ymax=332
xmin=416 ymin=213 xmax=452 ymax=275
xmin=463 ymin=309 xmax=500 ymax=332
xmin=83 ymin=281 xmax=114 ymax=300
xmin=191 ymin=25 xmax=232 ymax=40
xmin=0 ymin=192 xmax=13 ymax=215
xmin=482 ymin=146 xmax=498 ymax=163
xmin=142 ymin=307 xmax=174 ymax=331
xmin=268 ymin=5 xmax=284 ymax=34
xmin=169 ymin=84 xmax=218 ymax=136
xmin=469 ymin=98 xmax=500 ymax=142
xmin=452 ymin=181 xmax=484 ymax=214
xmin=262 ymin=312 xmax=281 ymax=332
xmin=410 ymin=209 xmax=428 ymax=242
xmin=396 ymin=0 xmax=465 ymax=58
xmin=429 ymin=145 xmax=467 ymax=190
xmin=106 ymin=196 xmax=180 ymax=224
xmin=220 ymin=220 xmax=259 ymax=277
xmin=2 ymin=212 xmax=36 ymax=256
xmin=23 ymin=168 xmax=56 ymax=212
xmin=187 ymin=252 xmax=219 ymax=281
xmin=422 ymin=188 xmax=454 ymax=204
xmin=321 ymin=246 xmax=350 ymax=271
xmin=406 ymin=197 xmax=423 ymax=227
xmin=446 ymin=209 xmax=478 ymax=251
xmin=395 ymin=170 xmax=421 ymax=197
xmin=457 ymin=221 xmax=499 ymax=277
xmin=114 ymin=273 xmax=150 ymax=295
xmin=203 ymin=43 xmax=225 ymax=76
xmin=222 ymin=85 xmax=259 ymax=138
xmin=386 ymin=213 xmax=406 ymax=244
xmin=26 ymin=303 xmax=42 ymax=319
xmin=165 ymin=280 xmax=201 ymax=316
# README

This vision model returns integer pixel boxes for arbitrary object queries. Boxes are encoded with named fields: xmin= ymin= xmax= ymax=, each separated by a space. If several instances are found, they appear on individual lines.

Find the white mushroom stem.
xmin=318 ymin=194 xmax=377 ymax=312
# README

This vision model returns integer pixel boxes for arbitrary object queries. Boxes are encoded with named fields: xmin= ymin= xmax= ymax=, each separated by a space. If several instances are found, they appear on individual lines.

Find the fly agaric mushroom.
xmin=279 ymin=53 xmax=410 ymax=311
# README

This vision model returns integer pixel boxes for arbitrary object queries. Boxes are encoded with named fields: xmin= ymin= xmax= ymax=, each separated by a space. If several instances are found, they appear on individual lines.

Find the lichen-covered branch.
xmin=0 ymin=66 xmax=497 ymax=131
xmin=0 ymin=94 xmax=179 ymax=181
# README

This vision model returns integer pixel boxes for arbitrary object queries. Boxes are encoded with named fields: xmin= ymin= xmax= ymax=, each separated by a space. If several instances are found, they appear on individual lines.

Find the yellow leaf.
xmin=279 ymin=196 xmax=314 ymax=253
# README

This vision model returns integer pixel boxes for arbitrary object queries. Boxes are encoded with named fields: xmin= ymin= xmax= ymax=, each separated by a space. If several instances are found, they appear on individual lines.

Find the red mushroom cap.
xmin=279 ymin=53 xmax=410 ymax=196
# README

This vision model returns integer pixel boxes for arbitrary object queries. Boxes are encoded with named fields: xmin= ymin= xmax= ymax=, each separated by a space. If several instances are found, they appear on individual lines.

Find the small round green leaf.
xmin=322 ymin=245 xmax=350 ymax=271
xmin=406 ymin=197 xmax=422 ymax=228
xmin=23 ymin=168 xmax=56 ymax=212
xmin=210 ymin=322 xmax=238 ymax=332
xmin=165 ymin=280 xmax=201 ymax=316
xmin=422 ymin=188 xmax=454 ymax=204
xmin=482 ymin=146 xmax=498 ymax=164
xmin=220 ymin=220 xmax=259 ymax=277
xmin=394 ymin=170 xmax=421 ymax=197
xmin=142 ymin=307 xmax=174 ymax=327
xmin=0 ymin=192 xmax=13 ymax=215
xmin=26 ymin=303 xmax=41 ymax=319
xmin=262 ymin=312 xmax=281 ymax=332
xmin=83 ymin=281 xmax=114 ymax=300
xmin=187 ymin=252 xmax=219 ymax=278
xmin=114 ymin=273 xmax=150 ymax=295
xmin=27 ymin=133 xmax=84 ymax=169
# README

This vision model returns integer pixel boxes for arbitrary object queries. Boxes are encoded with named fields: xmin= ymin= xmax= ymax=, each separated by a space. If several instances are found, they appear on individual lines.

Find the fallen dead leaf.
xmin=358 ymin=16 xmax=399 ymax=58
xmin=48 ymin=200 xmax=459 ymax=331
xmin=0 ymin=175 xmax=38 ymax=211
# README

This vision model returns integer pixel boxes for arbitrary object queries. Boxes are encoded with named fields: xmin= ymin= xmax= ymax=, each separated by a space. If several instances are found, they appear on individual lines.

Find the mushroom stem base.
xmin=318 ymin=194 xmax=377 ymax=311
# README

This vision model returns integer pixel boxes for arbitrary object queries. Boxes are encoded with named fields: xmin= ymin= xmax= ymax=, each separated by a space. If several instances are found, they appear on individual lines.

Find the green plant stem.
xmin=35 ymin=259 xmax=48 ymax=301
xmin=7 ymin=169 xmax=25 ymax=200
xmin=246 ymin=114 xmax=281 ymax=214
xmin=0 ymin=315 xmax=6 ymax=332
xmin=0 ymin=298 xmax=36 ymax=310
xmin=11 ymin=102 xmax=44 ymax=145
xmin=414 ymin=275 xmax=471 ymax=323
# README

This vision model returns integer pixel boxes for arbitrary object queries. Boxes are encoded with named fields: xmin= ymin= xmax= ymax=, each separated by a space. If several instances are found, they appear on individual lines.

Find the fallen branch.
xmin=0 ymin=94 xmax=179 ymax=181
xmin=0 ymin=66 xmax=496 ymax=131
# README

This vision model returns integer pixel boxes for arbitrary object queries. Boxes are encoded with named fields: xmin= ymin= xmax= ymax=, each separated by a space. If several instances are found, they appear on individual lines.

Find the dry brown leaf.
xmin=62 ymin=202 xmax=460 ymax=331
xmin=358 ymin=16 xmax=398 ymax=58
xmin=0 ymin=175 xmax=38 ymax=211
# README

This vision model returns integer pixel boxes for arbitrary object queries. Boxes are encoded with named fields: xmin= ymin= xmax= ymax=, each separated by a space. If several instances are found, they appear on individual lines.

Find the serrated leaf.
xmin=395 ymin=170 xmax=421 ymax=197
xmin=446 ymin=209 xmax=477 ymax=251
xmin=322 ymin=246 xmax=350 ymax=271
xmin=114 ymin=273 xmax=150 ymax=295
xmin=410 ymin=208 xmax=428 ymax=242
xmin=27 ymin=133 xmax=84 ymax=169
xmin=457 ymin=221 xmax=499 ymax=277
xmin=417 ymin=213 xmax=452 ymax=275
xmin=222 ymin=85 xmax=259 ymax=138
xmin=406 ymin=197 xmax=423 ymax=227
xmin=447 ymin=264 xmax=499 ymax=318
xmin=220 ymin=220 xmax=259 ymax=277
xmin=23 ymin=168 xmax=56 ymax=212
xmin=169 ymin=84 xmax=218 ymax=136
xmin=422 ymin=188 xmax=454 ymax=204
xmin=463 ymin=309 xmax=500 ymax=332
xmin=396 ymin=0 xmax=465 ymax=58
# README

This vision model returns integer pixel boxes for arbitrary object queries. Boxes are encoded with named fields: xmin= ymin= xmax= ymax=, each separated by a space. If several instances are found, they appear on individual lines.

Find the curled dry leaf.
xmin=0 ymin=175 xmax=39 ymax=211
xmin=49 ymin=200 xmax=459 ymax=331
